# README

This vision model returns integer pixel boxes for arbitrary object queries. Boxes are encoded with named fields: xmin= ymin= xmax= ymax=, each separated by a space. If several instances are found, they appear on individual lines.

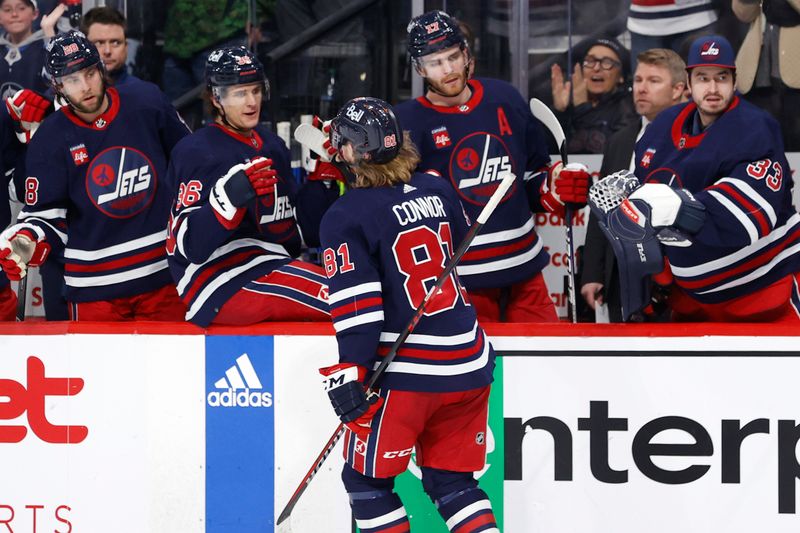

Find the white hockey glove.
xmin=5 ymin=89 xmax=51 ymax=144
xmin=0 ymin=225 xmax=50 ymax=280
xmin=540 ymin=161 xmax=591 ymax=216
xmin=294 ymin=116 xmax=337 ymax=162
xmin=627 ymin=183 xmax=706 ymax=245
xmin=210 ymin=157 xmax=278 ymax=229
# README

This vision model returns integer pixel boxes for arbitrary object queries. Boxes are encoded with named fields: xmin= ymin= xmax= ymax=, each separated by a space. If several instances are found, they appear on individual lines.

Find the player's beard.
xmin=67 ymin=89 xmax=107 ymax=115
xmin=426 ymin=69 xmax=469 ymax=99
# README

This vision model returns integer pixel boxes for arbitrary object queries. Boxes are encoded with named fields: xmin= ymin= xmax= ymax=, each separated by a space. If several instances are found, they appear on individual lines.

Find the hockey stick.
xmin=530 ymin=98 xmax=578 ymax=323
xmin=275 ymin=170 xmax=516 ymax=533
xmin=15 ymin=274 xmax=26 ymax=322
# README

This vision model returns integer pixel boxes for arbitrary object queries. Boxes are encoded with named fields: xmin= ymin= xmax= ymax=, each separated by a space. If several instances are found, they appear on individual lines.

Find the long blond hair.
xmin=350 ymin=132 xmax=421 ymax=188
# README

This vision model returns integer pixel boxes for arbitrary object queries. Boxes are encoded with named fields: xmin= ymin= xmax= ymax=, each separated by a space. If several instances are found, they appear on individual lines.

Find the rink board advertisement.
xmin=1 ymin=330 xmax=799 ymax=532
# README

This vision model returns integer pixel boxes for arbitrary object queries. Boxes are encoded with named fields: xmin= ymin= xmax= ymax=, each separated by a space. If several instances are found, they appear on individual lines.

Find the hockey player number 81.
xmin=393 ymin=222 xmax=460 ymax=315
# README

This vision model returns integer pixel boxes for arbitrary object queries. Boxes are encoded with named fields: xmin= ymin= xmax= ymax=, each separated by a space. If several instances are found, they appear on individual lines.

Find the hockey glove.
xmin=5 ymin=89 xmax=51 ymax=144
xmin=319 ymin=363 xmax=384 ymax=440
xmin=627 ymin=183 xmax=706 ymax=245
xmin=294 ymin=116 xmax=337 ymax=162
xmin=540 ymin=161 xmax=591 ymax=217
xmin=210 ymin=157 xmax=278 ymax=229
xmin=306 ymin=160 xmax=346 ymax=183
xmin=0 ymin=226 xmax=50 ymax=280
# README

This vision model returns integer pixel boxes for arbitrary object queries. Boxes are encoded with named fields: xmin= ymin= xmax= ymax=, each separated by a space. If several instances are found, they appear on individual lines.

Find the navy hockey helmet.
xmin=205 ymin=46 xmax=268 ymax=93
xmin=45 ymin=31 xmax=102 ymax=80
xmin=407 ymin=10 xmax=467 ymax=63
xmin=330 ymin=97 xmax=402 ymax=164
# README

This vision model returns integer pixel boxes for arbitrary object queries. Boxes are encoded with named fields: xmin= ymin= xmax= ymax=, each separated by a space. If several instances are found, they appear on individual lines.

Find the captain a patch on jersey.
xmin=448 ymin=131 xmax=516 ymax=206
xmin=85 ymin=146 xmax=157 ymax=218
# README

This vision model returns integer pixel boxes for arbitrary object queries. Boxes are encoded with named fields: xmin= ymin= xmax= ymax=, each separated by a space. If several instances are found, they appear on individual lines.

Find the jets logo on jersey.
xmin=640 ymin=148 xmax=656 ymax=169
xmin=644 ymin=167 xmax=684 ymax=188
xmin=700 ymin=41 xmax=720 ymax=57
xmin=431 ymin=126 xmax=451 ymax=148
xmin=86 ymin=146 xmax=157 ymax=219
xmin=70 ymin=144 xmax=89 ymax=166
xmin=449 ymin=132 xmax=515 ymax=205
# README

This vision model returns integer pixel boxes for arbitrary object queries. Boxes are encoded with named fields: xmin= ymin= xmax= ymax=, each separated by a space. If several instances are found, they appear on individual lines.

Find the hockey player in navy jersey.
xmin=165 ymin=46 xmax=329 ymax=327
xmin=395 ymin=10 xmax=590 ymax=323
xmin=319 ymin=97 xmax=499 ymax=533
xmin=0 ymin=30 xmax=190 ymax=320
xmin=608 ymin=35 xmax=800 ymax=321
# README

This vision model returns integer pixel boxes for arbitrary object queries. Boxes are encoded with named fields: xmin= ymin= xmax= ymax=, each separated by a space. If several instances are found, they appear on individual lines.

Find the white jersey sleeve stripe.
xmin=65 ymin=230 xmax=166 ymax=260
xmin=470 ymin=216 xmax=534 ymax=246
xmin=64 ymin=260 xmax=168 ymax=287
xmin=457 ymin=237 xmax=544 ymax=276
xmin=379 ymin=321 xmax=479 ymax=346
xmin=707 ymin=190 xmax=760 ymax=244
xmin=328 ymin=281 xmax=383 ymax=304
xmin=333 ymin=310 xmax=385 ymax=332
xmin=377 ymin=337 xmax=490 ymax=377
xmin=716 ymin=177 xmax=777 ymax=227
xmin=18 ymin=208 xmax=67 ymax=220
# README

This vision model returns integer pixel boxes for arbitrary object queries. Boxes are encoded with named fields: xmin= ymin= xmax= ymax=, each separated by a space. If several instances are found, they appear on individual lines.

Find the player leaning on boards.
xmin=318 ymin=97 xmax=499 ymax=532
xmin=593 ymin=35 xmax=800 ymax=322
xmin=394 ymin=10 xmax=590 ymax=323
xmin=165 ymin=46 xmax=329 ymax=327
xmin=0 ymin=31 xmax=190 ymax=320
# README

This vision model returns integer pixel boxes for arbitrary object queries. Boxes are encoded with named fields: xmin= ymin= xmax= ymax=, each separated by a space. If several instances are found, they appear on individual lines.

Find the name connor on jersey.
xmin=207 ymin=389 xmax=273 ymax=408
xmin=392 ymin=195 xmax=446 ymax=226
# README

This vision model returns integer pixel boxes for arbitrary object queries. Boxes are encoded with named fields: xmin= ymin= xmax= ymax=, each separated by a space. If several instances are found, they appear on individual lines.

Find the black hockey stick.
xmin=530 ymin=98 xmax=578 ymax=323
xmin=275 ymin=170 xmax=516 ymax=532
xmin=15 ymin=274 xmax=27 ymax=322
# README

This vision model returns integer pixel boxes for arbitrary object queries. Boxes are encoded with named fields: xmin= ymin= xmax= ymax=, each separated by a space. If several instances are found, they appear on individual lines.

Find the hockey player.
xmin=395 ymin=10 xmax=590 ymax=323
xmin=613 ymin=35 xmax=800 ymax=321
xmin=319 ymin=97 xmax=499 ymax=533
xmin=0 ymin=30 xmax=190 ymax=320
xmin=165 ymin=46 xmax=329 ymax=327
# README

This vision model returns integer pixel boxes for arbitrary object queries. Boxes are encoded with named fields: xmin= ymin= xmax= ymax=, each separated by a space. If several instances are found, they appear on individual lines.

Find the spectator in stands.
xmin=627 ymin=0 xmax=719 ymax=62
xmin=581 ymin=48 xmax=687 ymax=322
xmin=0 ymin=0 xmax=48 ymax=99
xmin=733 ymin=0 xmax=800 ymax=151
xmin=551 ymin=37 xmax=638 ymax=154
xmin=80 ymin=6 xmax=138 ymax=87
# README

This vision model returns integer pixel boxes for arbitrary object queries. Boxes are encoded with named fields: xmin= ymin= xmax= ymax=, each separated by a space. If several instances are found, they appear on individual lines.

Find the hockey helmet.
xmin=46 ymin=31 xmax=103 ymax=80
xmin=407 ymin=10 xmax=467 ymax=63
xmin=330 ymin=97 xmax=402 ymax=164
xmin=205 ymin=46 xmax=268 ymax=92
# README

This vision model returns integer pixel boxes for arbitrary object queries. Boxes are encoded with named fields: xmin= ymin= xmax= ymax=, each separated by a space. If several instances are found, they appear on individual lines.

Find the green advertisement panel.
xmin=390 ymin=357 xmax=505 ymax=531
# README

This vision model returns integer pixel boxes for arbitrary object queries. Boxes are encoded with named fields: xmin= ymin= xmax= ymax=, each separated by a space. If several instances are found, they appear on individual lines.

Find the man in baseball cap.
xmin=685 ymin=35 xmax=737 ymax=129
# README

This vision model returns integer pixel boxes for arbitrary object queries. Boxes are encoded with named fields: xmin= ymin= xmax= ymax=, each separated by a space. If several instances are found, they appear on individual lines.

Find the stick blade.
xmin=293 ymin=123 xmax=332 ymax=162
xmin=529 ymin=98 xmax=566 ymax=149
xmin=275 ymin=517 xmax=293 ymax=533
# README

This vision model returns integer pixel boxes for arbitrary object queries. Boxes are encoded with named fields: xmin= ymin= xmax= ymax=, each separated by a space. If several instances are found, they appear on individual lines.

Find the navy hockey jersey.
xmin=320 ymin=173 xmax=495 ymax=393
xmin=18 ymin=83 xmax=190 ymax=303
xmin=0 ymin=32 xmax=49 ymax=100
xmin=634 ymin=96 xmax=800 ymax=304
xmin=166 ymin=124 xmax=303 ymax=327
xmin=394 ymin=77 xmax=552 ymax=290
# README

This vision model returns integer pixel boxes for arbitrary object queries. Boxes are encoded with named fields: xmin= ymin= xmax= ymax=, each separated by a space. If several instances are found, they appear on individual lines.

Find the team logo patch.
xmin=640 ymin=148 xmax=655 ymax=168
xmin=700 ymin=41 xmax=720 ymax=58
xmin=85 ymin=146 xmax=157 ymax=219
xmin=70 ymin=144 xmax=89 ymax=166
xmin=354 ymin=439 xmax=367 ymax=455
xmin=476 ymin=432 xmax=485 ymax=445
xmin=94 ymin=118 xmax=107 ymax=129
xmin=431 ymin=126 xmax=451 ymax=148
xmin=448 ymin=131 xmax=515 ymax=206
xmin=62 ymin=43 xmax=79 ymax=55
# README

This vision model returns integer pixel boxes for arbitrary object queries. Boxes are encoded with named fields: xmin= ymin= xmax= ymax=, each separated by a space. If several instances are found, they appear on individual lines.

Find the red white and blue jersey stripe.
xmin=634 ymin=97 xmax=800 ymax=304
xmin=320 ymin=173 xmax=495 ymax=393
xmin=19 ymin=83 xmax=190 ymax=302
xmin=167 ymin=124 xmax=308 ymax=326
xmin=628 ymin=0 xmax=718 ymax=36
xmin=394 ymin=78 xmax=552 ymax=290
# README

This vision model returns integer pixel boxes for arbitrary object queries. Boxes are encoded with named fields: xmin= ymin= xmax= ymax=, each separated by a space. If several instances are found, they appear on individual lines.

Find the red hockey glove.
xmin=5 ymin=89 xmax=51 ymax=144
xmin=0 ymin=226 xmax=50 ymax=280
xmin=320 ymin=363 xmax=384 ymax=440
xmin=210 ymin=157 xmax=278 ymax=229
xmin=306 ymin=160 xmax=346 ymax=183
xmin=540 ymin=161 xmax=591 ymax=217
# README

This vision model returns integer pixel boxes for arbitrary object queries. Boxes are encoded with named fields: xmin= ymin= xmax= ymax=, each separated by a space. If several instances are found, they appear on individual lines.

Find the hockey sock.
xmin=343 ymin=465 xmax=410 ymax=533
xmin=435 ymin=487 xmax=498 ymax=533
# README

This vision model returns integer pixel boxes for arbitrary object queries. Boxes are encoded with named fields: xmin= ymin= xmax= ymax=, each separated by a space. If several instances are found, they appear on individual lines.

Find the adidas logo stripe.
xmin=215 ymin=353 xmax=263 ymax=390
xmin=207 ymin=353 xmax=273 ymax=408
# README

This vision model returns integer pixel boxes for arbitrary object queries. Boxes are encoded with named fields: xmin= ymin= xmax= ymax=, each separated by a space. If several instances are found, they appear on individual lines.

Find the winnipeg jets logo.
xmin=457 ymin=134 xmax=512 ymax=189
xmin=448 ymin=132 xmax=515 ymax=206
xmin=345 ymin=104 xmax=364 ymax=122
xmin=700 ymin=41 xmax=720 ymax=57
xmin=86 ymin=146 xmax=157 ymax=218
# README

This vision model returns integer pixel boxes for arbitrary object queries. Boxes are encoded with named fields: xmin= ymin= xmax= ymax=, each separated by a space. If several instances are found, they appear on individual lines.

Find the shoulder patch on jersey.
xmin=70 ymin=144 xmax=90 ymax=166
xmin=403 ymin=184 xmax=417 ymax=193
xmin=431 ymin=126 xmax=451 ymax=148
xmin=640 ymin=148 xmax=655 ymax=169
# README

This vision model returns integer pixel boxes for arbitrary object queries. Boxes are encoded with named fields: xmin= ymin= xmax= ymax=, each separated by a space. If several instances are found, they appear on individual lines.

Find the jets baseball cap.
xmin=686 ymin=35 xmax=736 ymax=70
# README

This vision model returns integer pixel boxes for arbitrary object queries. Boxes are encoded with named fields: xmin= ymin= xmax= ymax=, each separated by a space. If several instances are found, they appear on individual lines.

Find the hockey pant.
xmin=669 ymin=273 xmax=800 ymax=322
xmin=69 ymin=283 xmax=186 ymax=321
xmin=468 ymin=272 xmax=557 ymax=323
xmin=342 ymin=465 xmax=499 ymax=533
xmin=212 ymin=260 xmax=329 ymax=325
xmin=0 ymin=284 xmax=16 ymax=321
